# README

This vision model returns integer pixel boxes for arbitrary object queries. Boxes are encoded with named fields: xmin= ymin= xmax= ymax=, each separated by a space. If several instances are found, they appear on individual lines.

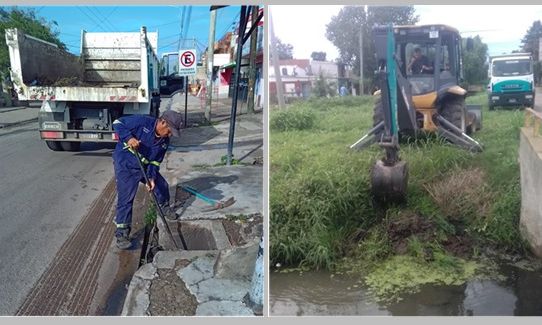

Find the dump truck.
xmin=5 ymin=27 xmax=178 ymax=151
xmin=488 ymin=53 xmax=535 ymax=110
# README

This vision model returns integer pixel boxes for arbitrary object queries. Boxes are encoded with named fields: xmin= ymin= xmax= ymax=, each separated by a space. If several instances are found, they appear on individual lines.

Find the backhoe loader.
xmin=351 ymin=24 xmax=483 ymax=203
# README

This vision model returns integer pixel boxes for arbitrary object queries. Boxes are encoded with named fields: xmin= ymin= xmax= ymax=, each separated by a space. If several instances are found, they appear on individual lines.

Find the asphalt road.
xmin=0 ymin=122 xmax=115 ymax=315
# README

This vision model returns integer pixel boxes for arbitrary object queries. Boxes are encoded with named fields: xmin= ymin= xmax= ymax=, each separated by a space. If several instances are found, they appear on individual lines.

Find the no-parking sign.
xmin=178 ymin=49 xmax=197 ymax=76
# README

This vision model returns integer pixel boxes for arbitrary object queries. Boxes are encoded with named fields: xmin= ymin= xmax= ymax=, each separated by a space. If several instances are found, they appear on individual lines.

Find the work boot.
xmin=115 ymin=228 xmax=132 ymax=250
xmin=159 ymin=203 xmax=179 ymax=221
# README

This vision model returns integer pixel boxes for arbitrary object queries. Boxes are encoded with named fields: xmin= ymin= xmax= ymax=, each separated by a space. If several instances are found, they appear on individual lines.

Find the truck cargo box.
xmin=5 ymin=27 xmax=159 ymax=103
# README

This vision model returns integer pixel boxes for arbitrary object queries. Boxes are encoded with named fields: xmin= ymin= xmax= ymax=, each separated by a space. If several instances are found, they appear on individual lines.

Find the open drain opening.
xmin=178 ymin=222 xmax=218 ymax=250
xmin=139 ymin=221 xmax=219 ymax=267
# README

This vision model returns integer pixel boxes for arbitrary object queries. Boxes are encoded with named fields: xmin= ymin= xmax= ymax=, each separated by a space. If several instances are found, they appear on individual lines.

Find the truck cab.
xmin=488 ymin=53 xmax=534 ymax=110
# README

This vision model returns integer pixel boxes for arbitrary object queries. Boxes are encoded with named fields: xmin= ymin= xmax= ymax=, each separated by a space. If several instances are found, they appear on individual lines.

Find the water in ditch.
xmin=270 ymin=261 xmax=542 ymax=316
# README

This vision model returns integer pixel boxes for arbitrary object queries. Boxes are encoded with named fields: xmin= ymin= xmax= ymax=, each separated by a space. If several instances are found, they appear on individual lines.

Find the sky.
xmin=12 ymin=5 xmax=242 ymax=58
xmin=271 ymin=5 xmax=542 ymax=60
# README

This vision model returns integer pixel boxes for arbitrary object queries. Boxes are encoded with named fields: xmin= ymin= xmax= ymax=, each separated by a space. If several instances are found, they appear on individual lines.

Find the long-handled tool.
xmin=133 ymin=150 xmax=186 ymax=250
xmin=179 ymin=185 xmax=236 ymax=211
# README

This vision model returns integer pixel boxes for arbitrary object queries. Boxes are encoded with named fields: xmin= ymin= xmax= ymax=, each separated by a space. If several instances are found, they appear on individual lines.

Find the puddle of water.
xmin=270 ymin=263 xmax=542 ymax=316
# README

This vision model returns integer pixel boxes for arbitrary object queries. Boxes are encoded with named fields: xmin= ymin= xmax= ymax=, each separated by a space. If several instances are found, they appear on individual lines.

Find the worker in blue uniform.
xmin=112 ymin=110 xmax=183 ymax=249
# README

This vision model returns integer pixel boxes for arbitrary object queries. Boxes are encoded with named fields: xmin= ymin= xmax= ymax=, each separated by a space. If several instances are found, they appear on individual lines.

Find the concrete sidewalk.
xmin=121 ymin=106 xmax=263 ymax=316
xmin=122 ymin=165 xmax=263 ymax=316
xmin=0 ymin=106 xmax=38 ymax=128
xmin=170 ymin=113 xmax=263 ymax=150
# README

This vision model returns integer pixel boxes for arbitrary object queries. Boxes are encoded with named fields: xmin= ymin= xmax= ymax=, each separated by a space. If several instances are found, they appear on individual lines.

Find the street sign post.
xmin=179 ymin=49 xmax=197 ymax=128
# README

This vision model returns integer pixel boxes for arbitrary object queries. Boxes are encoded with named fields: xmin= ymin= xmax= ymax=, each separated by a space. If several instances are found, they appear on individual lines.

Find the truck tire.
xmin=60 ymin=141 xmax=81 ymax=152
xmin=46 ymin=141 xmax=63 ymax=151
xmin=440 ymin=97 xmax=468 ymax=134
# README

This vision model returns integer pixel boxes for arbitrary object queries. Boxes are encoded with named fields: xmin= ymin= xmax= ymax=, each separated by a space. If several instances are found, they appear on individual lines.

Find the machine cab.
xmin=373 ymin=25 xmax=463 ymax=97
xmin=159 ymin=52 xmax=185 ymax=97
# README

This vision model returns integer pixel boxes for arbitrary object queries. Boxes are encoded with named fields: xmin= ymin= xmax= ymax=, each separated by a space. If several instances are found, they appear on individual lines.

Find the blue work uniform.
xmin=112 ymin=115 xmax=170 ymax=236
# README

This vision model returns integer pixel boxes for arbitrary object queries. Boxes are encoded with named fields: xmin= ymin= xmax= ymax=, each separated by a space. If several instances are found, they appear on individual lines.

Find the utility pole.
xmin=246 ymin=5 xmax=259 ymax=113
xmin=227 ymin=6 xmax=248 ymax=166
xmin=205 ymin=9 xmax=217 ymax=121
xmin=269 ymin=8 xmax=285 ymax=108
xmin=359 ymin=21 xmax=364 ymax=95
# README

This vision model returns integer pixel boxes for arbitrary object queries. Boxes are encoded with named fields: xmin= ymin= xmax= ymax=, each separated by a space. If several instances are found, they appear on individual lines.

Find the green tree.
xmin=312 ymin=71 xmax=336 ymax=97
xmin=310 ymin=51 xmax=327 ymax=61
xmin=272 ymin=38 xmax=294 ymax=60
xmin=326 ymin=6 xmax=418 ymax=92
xmin=0 ymin=7 xmax=65 ymax=76
xmin=462 ymin=36 xmax=489 ymax=86
xmin=520 ymin=20 xmax=542 ymax=61
xmin=520 ymin=20 xmax=542 ymax=84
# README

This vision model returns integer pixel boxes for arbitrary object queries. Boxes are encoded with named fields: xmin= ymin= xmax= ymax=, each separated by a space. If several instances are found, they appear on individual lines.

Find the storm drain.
xmin=178 ymin=221 xmax=218 ymax=250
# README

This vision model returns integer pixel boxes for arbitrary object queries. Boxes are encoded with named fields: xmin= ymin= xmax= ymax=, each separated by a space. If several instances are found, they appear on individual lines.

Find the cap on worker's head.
xmin=160 ymin=110 xmax=183 ymax=137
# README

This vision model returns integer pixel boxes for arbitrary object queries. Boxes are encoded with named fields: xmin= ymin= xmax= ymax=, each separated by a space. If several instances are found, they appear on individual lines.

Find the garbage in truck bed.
xmin=6 ymin=27 xmax=156 ymax=101
xmin=29 ymin=76 xmax=140 ymax=88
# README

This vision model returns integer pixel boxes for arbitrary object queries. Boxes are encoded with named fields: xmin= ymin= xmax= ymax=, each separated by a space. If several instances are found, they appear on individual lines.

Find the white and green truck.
xmin=488 ymin=53 xmax=535 ymax=110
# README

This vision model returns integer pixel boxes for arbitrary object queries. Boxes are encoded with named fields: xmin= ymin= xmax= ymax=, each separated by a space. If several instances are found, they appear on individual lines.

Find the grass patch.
xmin=270 ymin=106 xmax=315 ymax=131
xmin=144 ymin=203 xmax=157 ymax=225
xmin=270 ymin=93 xmax=526 ymax=298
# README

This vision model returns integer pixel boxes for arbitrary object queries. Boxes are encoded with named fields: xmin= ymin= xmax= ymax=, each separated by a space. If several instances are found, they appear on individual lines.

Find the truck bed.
xmin=6 ymin=28 xmax=158 ymax=103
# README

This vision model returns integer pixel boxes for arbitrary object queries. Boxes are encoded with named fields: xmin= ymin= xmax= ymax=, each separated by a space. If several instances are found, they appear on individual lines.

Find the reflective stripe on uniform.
xmin=113 ymin=119 xmax=123 ymax=125
xmin=122 ymin=142 xmax=162 ymax=167
xmin=114 ymin=221 xmax=130 ymax=229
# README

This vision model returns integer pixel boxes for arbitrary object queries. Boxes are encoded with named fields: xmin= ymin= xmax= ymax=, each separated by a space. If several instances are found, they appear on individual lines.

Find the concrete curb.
xmin=0 ymin=117 xmax=38 ymax=129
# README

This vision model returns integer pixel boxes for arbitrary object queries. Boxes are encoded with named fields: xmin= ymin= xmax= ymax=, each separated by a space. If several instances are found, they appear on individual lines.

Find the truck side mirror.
xmin=466 ymin=38 xmax=474 ymax=51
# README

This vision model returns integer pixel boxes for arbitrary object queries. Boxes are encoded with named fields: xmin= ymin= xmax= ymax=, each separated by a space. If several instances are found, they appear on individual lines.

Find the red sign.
xmin=180 ymin=51 xmax=195 ymax=67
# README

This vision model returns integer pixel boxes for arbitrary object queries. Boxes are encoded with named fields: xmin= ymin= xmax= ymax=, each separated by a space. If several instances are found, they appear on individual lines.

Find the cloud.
xmin=271 ymin=5 xmax=343 ymax=60
xmin=270 ymin=5 xmax=542 ymax=59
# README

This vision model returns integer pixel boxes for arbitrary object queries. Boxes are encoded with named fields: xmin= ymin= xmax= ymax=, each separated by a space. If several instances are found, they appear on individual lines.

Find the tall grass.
xmin=270 ymin=93 xmax=525 ymax=270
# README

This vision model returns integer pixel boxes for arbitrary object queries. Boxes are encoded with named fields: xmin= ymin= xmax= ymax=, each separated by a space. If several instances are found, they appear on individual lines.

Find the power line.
xmin=76 ymin=7 xmax=106 ymax=32
xmin=159 ymin=39 xmax=180 ymax=50
xmin=147 ymin=20 xmax=180 ymax=30
xmin=86 ymin=6 xmax=113 ymax=32
xmin=101 ymin=6 xmax=119 ymax=30
xmin=88 ymin=6 xmax=116 ymax=31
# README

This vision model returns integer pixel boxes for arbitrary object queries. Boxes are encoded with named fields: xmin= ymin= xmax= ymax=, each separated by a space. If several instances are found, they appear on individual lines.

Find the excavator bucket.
xmin=371 ymin=160 xmax=408 ymax=204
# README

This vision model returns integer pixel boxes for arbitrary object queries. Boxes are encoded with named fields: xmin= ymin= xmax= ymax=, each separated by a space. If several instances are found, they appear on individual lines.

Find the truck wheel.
xmin=46 ymin=141 xmax=63 ymax=151
xmin=60 ymin=141 xmax=81 ymax=151
xmin=441 ymin=97 xmax=467 ymax=134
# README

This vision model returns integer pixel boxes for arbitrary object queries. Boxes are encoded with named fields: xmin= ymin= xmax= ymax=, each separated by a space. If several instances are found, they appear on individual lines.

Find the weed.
xmin=270 ymin=107 xmax=315 ymax=131
xmin=270 ymin=93 xmax=525 ymax=289
xmin=144 ymin=202 xmax=157 ymax=225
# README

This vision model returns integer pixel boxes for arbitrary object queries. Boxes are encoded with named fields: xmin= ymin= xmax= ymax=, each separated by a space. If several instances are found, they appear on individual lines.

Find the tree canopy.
xmin=462 ymin=36 xmax=489 ymax=86
xmin=310 ymin=51 xmax=327 ymax=61
xmin=520 ymin=20 xmax=542 ymax=61
xmin=0 ymin=7 xmax=65 ymax=76
xmin=272 ymin=38 xmax=294 ymax=60
xmin=326 ymin=5 xmax=418 ymax=91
